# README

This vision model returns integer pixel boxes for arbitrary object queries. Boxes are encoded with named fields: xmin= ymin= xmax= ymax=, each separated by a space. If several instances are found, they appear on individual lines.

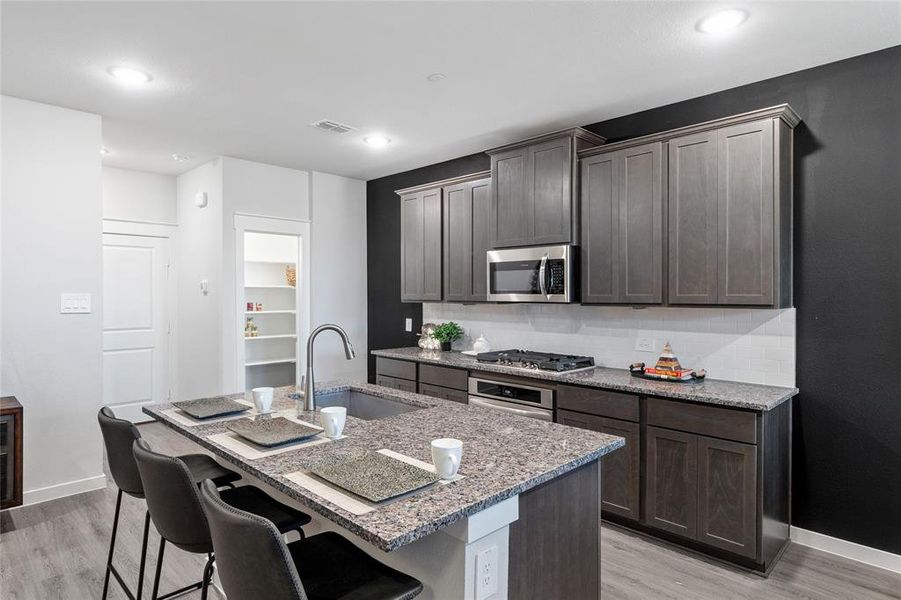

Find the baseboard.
xmin=18 ymin=474 xmax=107 ymax=508
xmin=790 ymin=526 xmax=901 ymax=574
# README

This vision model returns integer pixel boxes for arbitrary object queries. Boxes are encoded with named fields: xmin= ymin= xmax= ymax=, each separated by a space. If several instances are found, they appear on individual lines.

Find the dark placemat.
xmin=308 ymin=450 xmax=439 ymax=503
xmin=172 ymin=397 xmax=250 ymax=419
xmin=226 ymin=417 xmax=322 ymax=447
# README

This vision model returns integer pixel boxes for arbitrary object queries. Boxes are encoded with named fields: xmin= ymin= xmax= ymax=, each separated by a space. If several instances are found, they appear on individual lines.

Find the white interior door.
xmin=102 ymin=233 xmax=170 ymax=423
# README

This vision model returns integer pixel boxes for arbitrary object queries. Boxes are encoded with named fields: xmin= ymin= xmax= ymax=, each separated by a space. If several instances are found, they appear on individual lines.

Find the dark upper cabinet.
xmin=645 ymin=426 xmax=699 ymax=539
xmin=581 ymin=104 xmax=799 ymax=308
xmin=581 ymin=141 xmax=664 ymax=304
xmin=443 ymin=175 xmax=492 ymax=302
xmin=698 ymin=437 xmax=758 ymax=559
xmin=399 ymin=186 xmax=442 ymax=302
xmin=668 ymin=131 xmax=718 ymax=304
xmin=717 ymin=120 xmax=775 ymax=305
xmin=488 ymin=128 xmax=605 ymax=249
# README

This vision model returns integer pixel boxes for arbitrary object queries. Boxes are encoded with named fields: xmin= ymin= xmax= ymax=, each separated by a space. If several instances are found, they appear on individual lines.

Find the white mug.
xmin=320 ymin=406 xmax=347 ymax=439
xmin=251 ymin=387 xmax=274 ymax=413
xmin=431 ymin=438 xmax=463 ymax=480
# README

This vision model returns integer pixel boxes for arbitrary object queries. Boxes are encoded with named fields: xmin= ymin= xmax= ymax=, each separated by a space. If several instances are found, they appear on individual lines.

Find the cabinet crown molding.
xmin=578 ymin=104 xmax=801 ymax=158
xmin=395 ymin=170 xmax=490 ymax=196
xmin=486 ymin=127 xmax=606 ymax=155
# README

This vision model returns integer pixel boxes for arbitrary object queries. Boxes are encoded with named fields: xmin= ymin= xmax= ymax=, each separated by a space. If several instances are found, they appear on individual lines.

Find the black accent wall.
xmin=366 ymin=46 xmax=901 ymax=553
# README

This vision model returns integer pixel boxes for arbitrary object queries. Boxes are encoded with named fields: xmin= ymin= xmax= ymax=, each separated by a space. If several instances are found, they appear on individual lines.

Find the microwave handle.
xmin=538 ymin=253 xmax=549 ymax=296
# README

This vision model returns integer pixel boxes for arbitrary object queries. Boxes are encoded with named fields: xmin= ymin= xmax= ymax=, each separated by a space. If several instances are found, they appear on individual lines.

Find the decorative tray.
xmin=629 ymin=362 xmax=707 ymax=383
xmin=172 ymin=397 xmax=250 ymax=419
xmin=308 ymin=450 xmax=439 ymax=503
xmin=226 ymin=417 xmax=323 ymax=447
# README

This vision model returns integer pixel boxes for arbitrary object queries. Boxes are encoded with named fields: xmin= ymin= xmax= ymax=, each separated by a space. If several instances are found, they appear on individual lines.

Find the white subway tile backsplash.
xmin=422 ymin=304 xmax=796 ymax=387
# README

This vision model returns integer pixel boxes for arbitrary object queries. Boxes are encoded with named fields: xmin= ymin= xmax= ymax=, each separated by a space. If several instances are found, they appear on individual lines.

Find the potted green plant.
xmin=432 ymin=322 xmax=464 ymax=351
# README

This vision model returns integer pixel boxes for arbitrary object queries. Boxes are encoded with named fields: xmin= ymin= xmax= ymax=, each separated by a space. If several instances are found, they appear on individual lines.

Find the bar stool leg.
xmin=200 ymin=554 xmax=215 ymax=600
xmin=101 ymin=489 xmax=124 ymax=600
xmin=135 ymin=511 xmax=151 ymax=600
xmin=151 ymin=538 xmax=166 ymax=600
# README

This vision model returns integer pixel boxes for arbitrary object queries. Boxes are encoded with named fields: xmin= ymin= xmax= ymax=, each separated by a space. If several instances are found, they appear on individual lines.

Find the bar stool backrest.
xmin=199 ymin=479 xmax=307 ymax=600
xmin=132 ymin=439 xmax=213 ymax=554
xmin=98 ymin=407 xmax=144 ymax=497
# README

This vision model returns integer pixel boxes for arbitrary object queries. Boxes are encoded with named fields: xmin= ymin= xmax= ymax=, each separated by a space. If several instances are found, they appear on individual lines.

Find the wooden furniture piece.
xmin=375 ymin=357 xmax=469 ymax=403
xmin=397 ymin=183 xmax=443 ymax=302
xmin=557 ymin=384 xmax=791 ymax=573
xmin=487 ymin=128 xmax=605 ymax=248
xmin=557 ymin=386 xmax=640 ymax=521
xmin=579 ymin=104 xmax=799 ymax=307
xmin=580 ymin=141 xmax=665 ymax=303
xmin=1 ymin=396 xmax=23 ymax=510
xmin=442 ymin=172 xmax=492 ymax=302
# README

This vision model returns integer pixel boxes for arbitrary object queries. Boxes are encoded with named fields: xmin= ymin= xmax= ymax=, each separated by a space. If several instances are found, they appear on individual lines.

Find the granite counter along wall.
xmin=424 ymin=303 xmax=796 ymax=387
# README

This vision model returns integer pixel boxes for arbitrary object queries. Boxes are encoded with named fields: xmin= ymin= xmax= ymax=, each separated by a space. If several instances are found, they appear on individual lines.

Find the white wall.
xmin=221 ymin=157 xmax=310 ymax=393
xmin=175 ymin=159 xmax=223 ymax=400
xmin=102 ymin=166 xmax=177 ymax=224
xmin=424 ymin=304 xmax=796 ymax=387
xmin=1 ymin=96 xmax=106 ymax=503
xmin=310 ymin=171 xmax=368 ymax=382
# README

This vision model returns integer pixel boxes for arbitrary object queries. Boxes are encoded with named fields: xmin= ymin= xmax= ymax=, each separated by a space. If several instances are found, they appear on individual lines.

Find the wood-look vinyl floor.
xmin=1 ymin=422 xmax=899 ymax=600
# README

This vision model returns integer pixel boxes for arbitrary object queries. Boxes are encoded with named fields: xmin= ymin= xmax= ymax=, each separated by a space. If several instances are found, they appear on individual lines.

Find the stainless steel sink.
xmin=314 ymin=390 xmax=423 ymax=421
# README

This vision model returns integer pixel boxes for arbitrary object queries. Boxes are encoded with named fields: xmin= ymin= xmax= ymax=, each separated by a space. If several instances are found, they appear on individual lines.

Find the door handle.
xmin=538 ymin=253 xmax=549 ymax=296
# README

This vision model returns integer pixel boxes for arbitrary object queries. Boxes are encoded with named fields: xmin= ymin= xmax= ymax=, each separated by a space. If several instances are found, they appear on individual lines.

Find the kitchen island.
xmin=145 ymin=382 xmax=623 ymax=599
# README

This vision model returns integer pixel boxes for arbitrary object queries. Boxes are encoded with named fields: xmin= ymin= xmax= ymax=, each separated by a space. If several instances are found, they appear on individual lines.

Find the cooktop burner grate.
xmin=475 ymin=349 xmax=595 ymax=372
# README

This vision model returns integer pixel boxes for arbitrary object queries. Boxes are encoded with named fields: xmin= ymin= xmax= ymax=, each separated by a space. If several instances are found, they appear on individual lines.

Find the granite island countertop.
xmin=144 ymin=382 xmax=623 ymax=552
xmin=372 ymin=347 xmax=798 ymax=411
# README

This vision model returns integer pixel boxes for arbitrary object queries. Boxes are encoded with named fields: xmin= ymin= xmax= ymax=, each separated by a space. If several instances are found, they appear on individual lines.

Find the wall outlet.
xmin=635 ymin=338 xmax=656 ymax=352
xmin=60 ymin=293 xmax=91 ymax=314
xmin=405 ymin=317 xmax=413 ymax=332
xmin=475 ymin=545 xmax=498 ymax=599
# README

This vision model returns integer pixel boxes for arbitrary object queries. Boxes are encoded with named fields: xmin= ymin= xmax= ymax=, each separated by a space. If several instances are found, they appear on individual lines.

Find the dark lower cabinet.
xmin=417 ymin=383 xmax=468 ymax=404
xmin=558 ymin=409 xmax=639 ymax=521
xmin=698 ymin=437 xmax=758 ymax=558
xmin=1 ymin=397 xmax=23 ymax=510
xmin=645 ymin=426 xmax=759 ymax=560
xmin=644 ymin=426 xmax=698 ymax=539
xmin=375 ymin=374 xmax=417 ymax=393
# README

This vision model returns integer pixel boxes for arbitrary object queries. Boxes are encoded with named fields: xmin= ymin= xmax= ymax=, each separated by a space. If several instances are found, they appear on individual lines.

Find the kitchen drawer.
xmin=419 ymin=364 xmax=468 ymax=391
xmin=376 ymin=357 xmax=417 ymax=381
xmin=557 ymin=385 xmax=639 ymax=422
xmin=418 ymin=382 xmax=468 ymax=404
xmin=646 ymin=397 xmax=757 ymax=445
xmin=376 ymin=374 xmax=417 ymax=393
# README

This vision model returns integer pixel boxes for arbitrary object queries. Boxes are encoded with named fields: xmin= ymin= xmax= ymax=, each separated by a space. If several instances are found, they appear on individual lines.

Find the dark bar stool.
xmin=133 ymin=439 xmax=312 ymax=600
xmin=199 ymin=479 xmax=423 ymax=600
xmin=97 ymin=407 xmax=241 ymax=600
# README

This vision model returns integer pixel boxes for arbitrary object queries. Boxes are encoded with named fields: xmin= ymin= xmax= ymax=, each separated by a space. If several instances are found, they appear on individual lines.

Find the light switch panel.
xmin=405 ymin=318 xmax=413 ymax=332
xmin=60 ymin=293 xmax=92 ymax=314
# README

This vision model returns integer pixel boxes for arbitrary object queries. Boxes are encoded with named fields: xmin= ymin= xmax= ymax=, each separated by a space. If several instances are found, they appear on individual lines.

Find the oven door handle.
xmin=538 ymin=252 xmax=549 ymax=297
xmin=468 ymin=396 xmax=553 ymax=421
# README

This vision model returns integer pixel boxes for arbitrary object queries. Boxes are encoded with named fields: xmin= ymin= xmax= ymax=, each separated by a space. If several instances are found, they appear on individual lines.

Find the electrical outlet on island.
xmin=475 ymin=545 xmax=498 ymax=599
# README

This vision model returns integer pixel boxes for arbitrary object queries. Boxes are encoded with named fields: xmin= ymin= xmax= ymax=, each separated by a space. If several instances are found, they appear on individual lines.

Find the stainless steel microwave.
xmin=486 ymin=244 xmax=574 ymax=303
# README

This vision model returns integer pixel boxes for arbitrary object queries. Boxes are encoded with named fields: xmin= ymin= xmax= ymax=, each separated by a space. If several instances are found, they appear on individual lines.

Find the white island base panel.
xmin=218 ymin=472 xmax=519 ymax=600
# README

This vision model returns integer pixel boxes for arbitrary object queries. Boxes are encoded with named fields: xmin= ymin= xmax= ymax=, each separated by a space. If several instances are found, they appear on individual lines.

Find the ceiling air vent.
xmin=310 ymin=119 xmax=356 ymax=134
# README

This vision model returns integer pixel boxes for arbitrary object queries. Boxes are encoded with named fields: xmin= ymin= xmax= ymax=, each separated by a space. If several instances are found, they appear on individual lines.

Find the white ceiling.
xmin=2 ymin=2 xmax=899 ymax=180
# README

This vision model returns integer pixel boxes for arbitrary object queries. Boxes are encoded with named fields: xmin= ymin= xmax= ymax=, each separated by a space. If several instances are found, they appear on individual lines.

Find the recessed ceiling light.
xmin=171 ymin=153 xmax=190 ymax=162
xmin=363 ymin=135 xmax=391 ymax=148
xmin=107 ymin=66 xmax=153 ymax=85
xmin=426 ymin=73 xmax=446 ymax=82
xmin=697 ymin=8 xmax=748 ymax=34
xmin=100 ymin=147 xmax=110 ymax=156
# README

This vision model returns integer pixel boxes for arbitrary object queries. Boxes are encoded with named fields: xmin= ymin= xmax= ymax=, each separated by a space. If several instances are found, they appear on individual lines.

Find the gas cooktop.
xmin=476 ymin=349 xmax=595 ymax=372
